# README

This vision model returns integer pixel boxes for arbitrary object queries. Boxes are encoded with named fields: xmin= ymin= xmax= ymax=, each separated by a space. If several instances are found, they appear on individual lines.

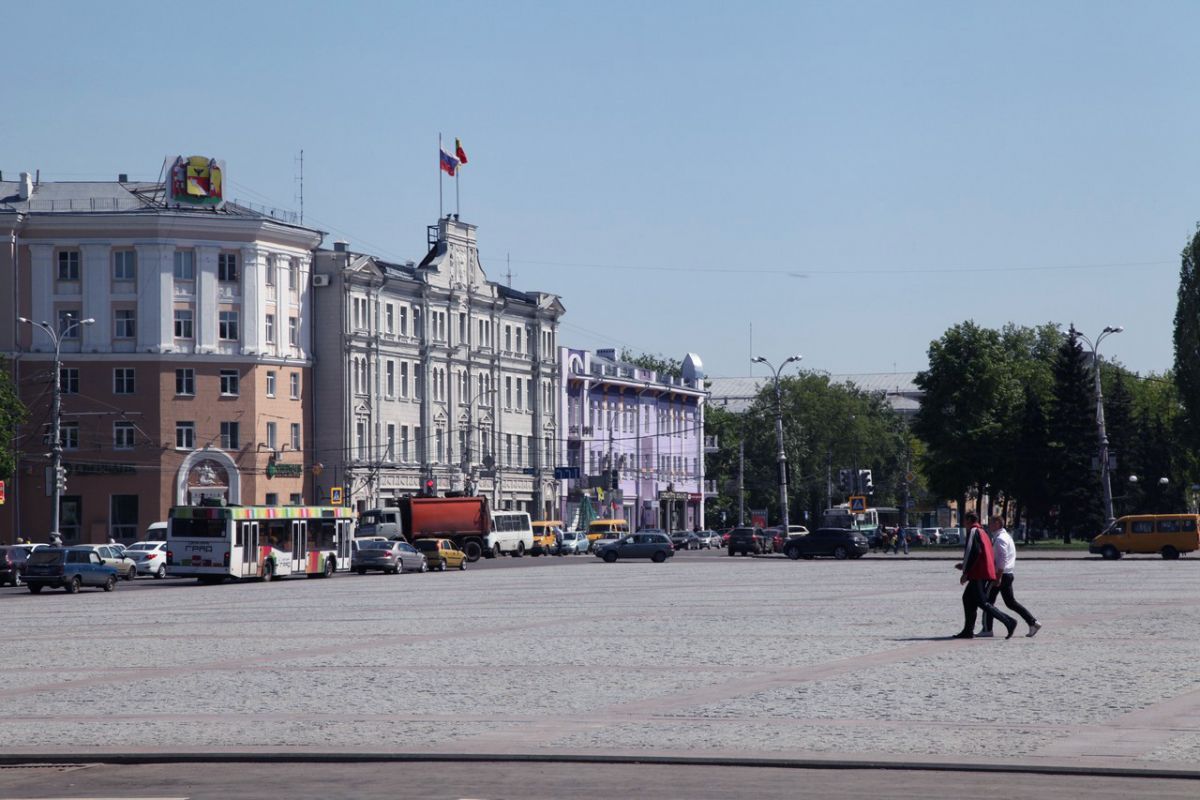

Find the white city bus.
xmin=488 ymin=510 xmax=534 ymax=557
xmin=167 ymin=505 xmax=355 ymax=583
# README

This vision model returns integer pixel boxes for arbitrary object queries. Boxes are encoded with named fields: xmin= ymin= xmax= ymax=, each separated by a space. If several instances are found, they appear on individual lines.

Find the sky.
xmin=5 ymin=1 xmax=1197 ymax=379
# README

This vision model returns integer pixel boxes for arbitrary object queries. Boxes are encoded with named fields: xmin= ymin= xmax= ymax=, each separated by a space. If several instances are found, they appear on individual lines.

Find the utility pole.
xmin=826 ymin=449 xmax=832 ymax=512
xmin=737 ymin=439 xmax=745 ymax=526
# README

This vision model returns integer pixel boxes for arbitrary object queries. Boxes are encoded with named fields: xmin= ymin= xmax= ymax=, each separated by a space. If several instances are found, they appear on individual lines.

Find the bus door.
xmin=290 ymin=520 xmax=306 ymax=575
xmin=337 ymin=520 xmax=352 ymax=568
xmin=241 ymin=522 xmax=259 ymax=577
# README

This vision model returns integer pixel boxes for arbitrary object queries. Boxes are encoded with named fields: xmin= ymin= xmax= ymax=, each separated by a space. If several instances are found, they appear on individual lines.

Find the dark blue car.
xmin=23 ymin=547 xmax=119 ymax=593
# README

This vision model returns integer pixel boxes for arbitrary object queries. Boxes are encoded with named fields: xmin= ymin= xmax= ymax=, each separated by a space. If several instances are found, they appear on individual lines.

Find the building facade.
xmin=557 ymin=348 xmax=707 ymax=531
xmin=0 ymin=165 xmax=322 ymax=543
xmin=311 ymin=216 xmax=564 ymax=517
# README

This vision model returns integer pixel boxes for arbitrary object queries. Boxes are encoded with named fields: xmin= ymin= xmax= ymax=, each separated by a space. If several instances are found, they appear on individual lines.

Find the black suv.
xmin=727 ymin=527 xmax=767 ymax=556
xmin=783 ymin=528 xmax=869 ymax=560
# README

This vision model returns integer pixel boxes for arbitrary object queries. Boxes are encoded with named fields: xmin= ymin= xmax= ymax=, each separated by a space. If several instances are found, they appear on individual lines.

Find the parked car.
xmin=352 ymin=540 xmax=405 ymax=574
xmin=670 ymin=531 xmax=704 ymax=550
xmin=590 ymin=535 xmax=621 ymax=553
xmin=783 ymin=528 xmax=869 ymax=560
xmin=412 ymin=538 xmax=467 ymax=571
xmin=23 ymin=547 xmax=119 ymax=593
xmin=558 ymin=530 xmax=590 ymax=555
xmin=727 ymin=527 xmax=768 ymax=556
xmin=0 ymin=545 xmax=36 ymax=586
xmin=395 ymin=541 xmax=429 ymax=573
xmin=73 ymin=544 xmax=137 ymax=581
xmin=939 ymin=528 xmax=963 ymax=546
xmin=530 ymin=521 xmax=563 ymax=556
xmin=594 ymin=532 xmax=675 ymax=563
xmin=125 ymin=541 xmax=169 ymax=578
xmin=903 ymin=527 xmax=927 ymax=546
xmin=694 ymin=530 xmax=721 ymax=548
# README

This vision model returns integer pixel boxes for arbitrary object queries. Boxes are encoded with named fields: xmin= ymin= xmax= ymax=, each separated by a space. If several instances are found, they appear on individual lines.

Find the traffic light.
xmin=860 ymin=469 xmax=874 ymax=494
xmin=421 ymin=477 xmax=437 ymax=497
xmin=837 ymin=469 xmax=851 ymax=492
xmin=609 ymin=469 xmax=619 ymax=490
xmin=54 ymin=464 xmax=68 ymax=493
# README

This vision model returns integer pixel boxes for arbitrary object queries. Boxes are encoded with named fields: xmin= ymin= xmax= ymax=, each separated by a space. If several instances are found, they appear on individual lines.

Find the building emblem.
xmin=167 ymin=156 xmax=225 ymax=207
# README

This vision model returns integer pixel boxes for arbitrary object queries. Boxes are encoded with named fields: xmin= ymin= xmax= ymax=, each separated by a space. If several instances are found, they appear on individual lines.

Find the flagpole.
xmin=456 ymin=165 xmax=460 ymax=217
xmin=438 ymin=132 xmax=444 ymax=218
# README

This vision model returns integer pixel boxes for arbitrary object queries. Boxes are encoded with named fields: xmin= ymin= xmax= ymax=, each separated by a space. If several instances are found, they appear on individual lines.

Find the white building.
xmin=311 ymin=216 xmax=564 ymax=516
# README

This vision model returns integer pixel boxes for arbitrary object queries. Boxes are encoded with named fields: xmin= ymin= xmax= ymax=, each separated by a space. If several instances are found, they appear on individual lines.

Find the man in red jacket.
xmin=953 ymin=513 xmax=1017 ymax=639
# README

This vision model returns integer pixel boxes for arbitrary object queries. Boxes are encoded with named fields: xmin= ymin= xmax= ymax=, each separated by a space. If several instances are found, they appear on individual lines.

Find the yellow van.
xmin=1090 ymin=514 xmax=1200 ymax=560
xmin=531 ymin=521 xmax=563 ymax=556
xmin=586 ymin=518 xmax=630 ymax=542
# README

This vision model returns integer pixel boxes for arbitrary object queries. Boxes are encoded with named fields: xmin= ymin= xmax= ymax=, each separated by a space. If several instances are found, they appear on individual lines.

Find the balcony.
xmin=704 ymin=435 xmax=719 ymax=453
xmin=703 ymin=479 xmax=718 ymax=497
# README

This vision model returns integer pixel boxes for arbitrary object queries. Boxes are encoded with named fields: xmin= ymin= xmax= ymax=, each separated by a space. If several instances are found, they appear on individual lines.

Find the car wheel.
xmin=103 ymin=575 xmax=116 ymax=592
xmin=652 ymin=551 xmax=667 ymax=563
xmin=439 ymin=559 xmax=447 ymax=572
xmin=786 ymin=545 xmax=801 ymax=561
xmin=1163 ymin=546 xmax=1180 ymax=560
xmin=603 ymin=550 xmax=618 ymax=563
xmin=753 ymin=544 xmax=762 ymax=555
xmin=12 ymin=572 xmax=22 ymax=587
xmin=155 ymin=564 xmax=167 ymax=580
xmin=65 ymin=576 xmax=81 ymax=594
xmin=123 ymin=566 xmax=136 ymax=581
xmin=459 ymin=558 xmax=467 ymax=571
xmin=356 ymin=567 xmax=367 ymax=575
xmin=28 ymin=583 xmax=43 ymax=594
xmin=728 ymin=548 xmax=735 ymax=557
xmin=833 ymin=546 xmax=849 ymax=560
xmin=1101 ymin=545 xmax=1120 ymax=560
xmin=419 ymin=561 xmax=428 ymax=573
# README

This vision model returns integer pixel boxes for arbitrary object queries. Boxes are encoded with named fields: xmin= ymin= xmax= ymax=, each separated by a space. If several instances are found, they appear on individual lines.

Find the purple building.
xmin=557 ymin=348 xmax=708 ymax=531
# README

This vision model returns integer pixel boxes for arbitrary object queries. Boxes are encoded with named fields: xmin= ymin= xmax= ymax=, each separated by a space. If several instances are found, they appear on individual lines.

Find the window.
xmin=113 ymin=250 xmax=136 ymax=281
xmin=517 ymin=436 xmax=523 ymax=466
xmin=505 ymin=325 xmax=512 ymax=351
xmin=505 ymin=376 xmax=513 ymax=408
xmin=174 ymin=309 xmax=193 ymax=339
xmin=288 ymin=261 xmax=298 ymax=290
xmin=113 ymin=368 xmax=135 ymax=395
xmin=288 ymin=316 xmax=298 ymax=346
xmin=400 ymin=306 xmax=409 ymax=336
xmin=386 ymin=361 xmax=395 ymax=396
xmin=175 ymin=369 xmax=194 ymax=396
xmin=516 ymin=378 xmax=523 ymax=410
xmin=436 ymin=429 xmax=445 ymax=463
xmin=289 ymin=493 xmax=302 ymax=506
xmin=220 ymin=421 xmax=240 ymax=449
xmin=58 ymin=310 xmax=82 ymax=338
xmin=60 ymin=368 xmax=79 ymax=395
xmin=173 ymin=250 xmax=195 ymax=280
xmin=289 ymin=373 xmax=300 ymax=400
xmin=516 ymin=326 xmax=522 ymax=353
xmin=355 ymin=421 xmax=366 ymax=459
xmin=265 ymin=258 xmax=275 ymax=286
xmin=290 ymin=423 xmax=300 ymax=451
xmin=57 ymin=250 xmax=80 ymax=281
xmin=401 ymin=362 xmax=409 ymax=397
xmin=110 ymin=495 xmax=139 ymax=541
xmin=414 ymin=367 xmax=422 ymax=400
xmin=266 ymin=371 xmax=276 ymax=397
xmin=265 ymin=493 xmax=278 ymax=506
xmin=266 ymin=422 xmax=277 ymax=450
xmin=114 ymin=309 xmax=135 ymax=339
xmin=459 ymin=312 xmax=466 ymax=343
xmin=527 ymin=379 xmax=533 ymax=411
xmin=218 ymin=253 xmax=238 ymax=282
xmin=176 ymin=422 xmax=195 ymax=450
xmin=385 ymin=303 xmax=394 ymax=334
xmin=113 ymin=421 xmax=135 ymax=450
xmin=61 ymin=422 xmax=79 ymax=450
xmin=219 ymin=370 xmax=239 ymax=397
xmin=264 ymin=314 xmax=275 ymax=343
xmin=386 ymin=423 xmax=396 ymax=461
xmin=415 ymin=425 xmax=423 ymax=462
xmin=218 ymin=311 xmax=239 ymax=340
xmin=401 ymin=425 xmax=410 ymax=462
xmin=506 ymin=433 xmax=513 ymax=466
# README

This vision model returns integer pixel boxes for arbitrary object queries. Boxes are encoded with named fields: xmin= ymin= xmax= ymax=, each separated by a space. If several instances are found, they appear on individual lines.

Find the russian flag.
xmin=440 ymin=146 xmax=459 ymax=177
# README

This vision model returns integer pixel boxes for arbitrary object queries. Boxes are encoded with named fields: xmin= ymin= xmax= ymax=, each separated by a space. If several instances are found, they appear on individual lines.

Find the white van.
xmin=488 ymin=510 xmax=534 ymax=557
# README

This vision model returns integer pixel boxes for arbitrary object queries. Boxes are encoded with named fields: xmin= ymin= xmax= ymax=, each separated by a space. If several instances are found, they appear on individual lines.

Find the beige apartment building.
xmin=0 ymin=165 xmax=322 ymax=543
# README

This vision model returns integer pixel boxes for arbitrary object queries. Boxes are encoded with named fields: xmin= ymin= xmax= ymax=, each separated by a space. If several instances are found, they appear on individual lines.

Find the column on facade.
xmin=195 ymin=245 xmax=220 ymax=352
xmin=296 ymin=255 xmax=312 ymax=360
xmin=240 ymin=246 xmax=261 ymax=354
xmin=135 ymin=245 xmax=170 ymax=352
xmin=79 ymin=244 xmax=109 ymax=352
xmin=27 ymin=244 xmax=54 ymax=338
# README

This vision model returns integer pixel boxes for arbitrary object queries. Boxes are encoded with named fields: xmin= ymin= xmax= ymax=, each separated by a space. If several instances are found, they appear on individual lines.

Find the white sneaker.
xmin=1027 ymin=622 xmax=1042 ymax=638
xmin=976 ymin=630 xmax=994 ymax=638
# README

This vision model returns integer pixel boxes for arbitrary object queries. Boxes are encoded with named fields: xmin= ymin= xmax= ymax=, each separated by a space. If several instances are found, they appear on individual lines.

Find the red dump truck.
xmin=359 ymin=495 xmax=494 ymax=562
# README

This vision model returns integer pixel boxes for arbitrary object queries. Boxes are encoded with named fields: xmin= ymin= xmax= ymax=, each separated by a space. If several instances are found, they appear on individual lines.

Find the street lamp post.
xmin=462 ymin=387 xmax=496 ymax=496
xmin=18 ymin=314 xmax=95 ymax=541
xmin=751 ymin=354 xmax=802 ymax=531
xmin=1070 ymin=324 xmax=1124 ymax=527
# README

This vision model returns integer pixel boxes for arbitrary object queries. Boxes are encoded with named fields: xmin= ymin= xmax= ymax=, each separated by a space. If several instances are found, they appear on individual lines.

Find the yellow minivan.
xmin=586 ymin=518 xmax=630 ymax=542
xmin=1089 ymin=514 xmax=1200 ymax=560
xmin=531 ymin=521 xmax=564 ymax=556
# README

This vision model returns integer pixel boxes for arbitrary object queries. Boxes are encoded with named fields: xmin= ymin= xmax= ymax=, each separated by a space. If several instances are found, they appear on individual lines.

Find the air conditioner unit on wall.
xmin=312 ymin=274 xmax=331 ymax=287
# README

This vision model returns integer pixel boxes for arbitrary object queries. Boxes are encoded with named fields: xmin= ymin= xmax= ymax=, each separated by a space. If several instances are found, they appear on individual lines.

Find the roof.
xmin=708 ymin=372 xmax=923 ymax=414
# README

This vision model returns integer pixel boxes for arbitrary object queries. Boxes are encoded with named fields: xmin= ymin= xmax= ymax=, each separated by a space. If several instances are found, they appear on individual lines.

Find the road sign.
xmin=849 ymin=495 xmax=867 ymax=512
xmin=554 ymin=466 xmax=580 ymax=480
xmin=330 ymin=487 xmax=343 ymax=506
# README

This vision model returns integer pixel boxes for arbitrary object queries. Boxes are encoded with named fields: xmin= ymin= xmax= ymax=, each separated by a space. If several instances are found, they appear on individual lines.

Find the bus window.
xmin=1131 ymin=520 xmax=1154 ymax=534
xmin=312 ymin=521 xmax=337 ymax=550
xmin=169 ymin=518 xmax=226 ymax=538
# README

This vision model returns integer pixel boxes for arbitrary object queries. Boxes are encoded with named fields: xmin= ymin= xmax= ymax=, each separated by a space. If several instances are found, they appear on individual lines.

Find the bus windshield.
xmin=170 ymin=518 xmax=227 ymax=538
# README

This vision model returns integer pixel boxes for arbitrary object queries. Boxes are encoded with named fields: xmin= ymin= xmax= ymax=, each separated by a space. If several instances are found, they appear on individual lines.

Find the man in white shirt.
xmin=980 ymin=517 xmax=1042 ymax=638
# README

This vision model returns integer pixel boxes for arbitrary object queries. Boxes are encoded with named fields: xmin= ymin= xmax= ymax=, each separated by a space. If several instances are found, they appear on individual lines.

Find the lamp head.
xmin=785 ymin=355 xmax=803 ymax=365
xmin=17 ymin=317 xmax=30 ymax=324
xmin=1103 ymin=325 xmax=1124 ymax=334
xmin=751 ymin=356 xmax=766 ymax=364
xmin=81 ymin=318 xmax=95 ymax=325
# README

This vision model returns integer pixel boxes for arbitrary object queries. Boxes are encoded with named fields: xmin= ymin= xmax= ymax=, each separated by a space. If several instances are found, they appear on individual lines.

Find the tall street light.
xmin=19 ymin=314 xmax=95 ymax=541
xmin=462 ymin=387 xmax=496 ymax=497
xmin=751 ymin=354 xmax=802 ymax=531
xmin=1070 ymin=324 xmax=1124 ymax=526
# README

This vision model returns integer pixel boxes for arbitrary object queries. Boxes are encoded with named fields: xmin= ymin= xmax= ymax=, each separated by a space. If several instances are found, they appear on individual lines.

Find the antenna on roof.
xmin=505 ymin=252 xmax=516 ymax=287
xmin=294 ymin=149 xmax=304 ymax=225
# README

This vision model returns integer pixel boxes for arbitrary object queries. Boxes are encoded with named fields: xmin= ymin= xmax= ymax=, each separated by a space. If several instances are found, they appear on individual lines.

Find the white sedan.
xmin=125 ymin=541 xmax=168 ymax=579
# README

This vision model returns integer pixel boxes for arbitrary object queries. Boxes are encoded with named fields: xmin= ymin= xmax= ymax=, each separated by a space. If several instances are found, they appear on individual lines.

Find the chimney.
xmin=118 ymin=173 xmax=128 ymax=183
xmin=18 ymin=172 xmax=33 ymax=200
xmin=333 ymin=240 xmax=348 ymax=253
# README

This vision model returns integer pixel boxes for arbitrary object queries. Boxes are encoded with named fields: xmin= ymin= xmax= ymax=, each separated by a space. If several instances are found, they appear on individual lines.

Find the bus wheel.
xmin=1162 ymin=546 xmax=1180 ymax=560
xmin=323 ymin=557 xmax=335 ymax=578
xmin=1102 ymin=545 xmax=1120 ymax=560
xmin=492 ymin=543 xmax=502 ymax=559
xmin=516 ymin=541 xmax=526 ymax=557
xmin=463 ymin=540 xmax=482 ymax=562
xmin=262 ymin=562 xmax=275 ymax=582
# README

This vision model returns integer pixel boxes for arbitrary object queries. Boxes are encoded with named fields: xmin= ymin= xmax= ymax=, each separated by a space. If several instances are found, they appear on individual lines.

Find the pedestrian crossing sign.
xmin=330 ymin=487 xmax=343 ymax=506
xmin=849 ymin=495 xmax=867 ymax=512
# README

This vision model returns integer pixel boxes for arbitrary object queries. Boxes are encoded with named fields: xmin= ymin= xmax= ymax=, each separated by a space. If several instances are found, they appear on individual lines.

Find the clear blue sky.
xmin=6 ymin=1 xmax=1195 ymax=378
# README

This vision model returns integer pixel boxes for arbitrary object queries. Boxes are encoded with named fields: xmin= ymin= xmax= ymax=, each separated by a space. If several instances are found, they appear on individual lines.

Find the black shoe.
xmin=1004 ymin=620 xmax=1017 ymax=640
xmin=953 ymin=631 xmax=973 ymax=639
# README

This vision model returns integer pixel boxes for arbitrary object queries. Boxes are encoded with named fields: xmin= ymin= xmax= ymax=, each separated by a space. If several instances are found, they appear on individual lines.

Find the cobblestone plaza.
xmin=3 ymin=554 xmax=1198 ymax=772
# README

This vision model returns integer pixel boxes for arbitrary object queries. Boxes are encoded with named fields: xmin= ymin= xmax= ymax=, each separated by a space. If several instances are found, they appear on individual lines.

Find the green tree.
xmin=618 ymin=349 xmax=682 ymax=379
xmin=1010 ymin=386 xmax=1053 ymax=539
xmin=1046 ymin=331 xmax=1104 ymax=541
xmin=1173 ymin=229 xmax=1200 ymax=460
xmin=0 ymin=359 xmax=26 ymax=481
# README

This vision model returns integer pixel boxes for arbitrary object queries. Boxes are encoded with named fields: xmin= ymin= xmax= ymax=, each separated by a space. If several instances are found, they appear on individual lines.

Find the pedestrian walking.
xmin=979 ymin=517 xmax=1042 ymax=638
xmin=893 ymin=526 xmax=909 ymax=555
xmin=953 ymin=513 xmax=1017 ymax=639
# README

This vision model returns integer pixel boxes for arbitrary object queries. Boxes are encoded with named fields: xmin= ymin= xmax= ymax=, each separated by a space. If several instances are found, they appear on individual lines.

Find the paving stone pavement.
xmin=2 ymin=553 xmax=1198 ymax=771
